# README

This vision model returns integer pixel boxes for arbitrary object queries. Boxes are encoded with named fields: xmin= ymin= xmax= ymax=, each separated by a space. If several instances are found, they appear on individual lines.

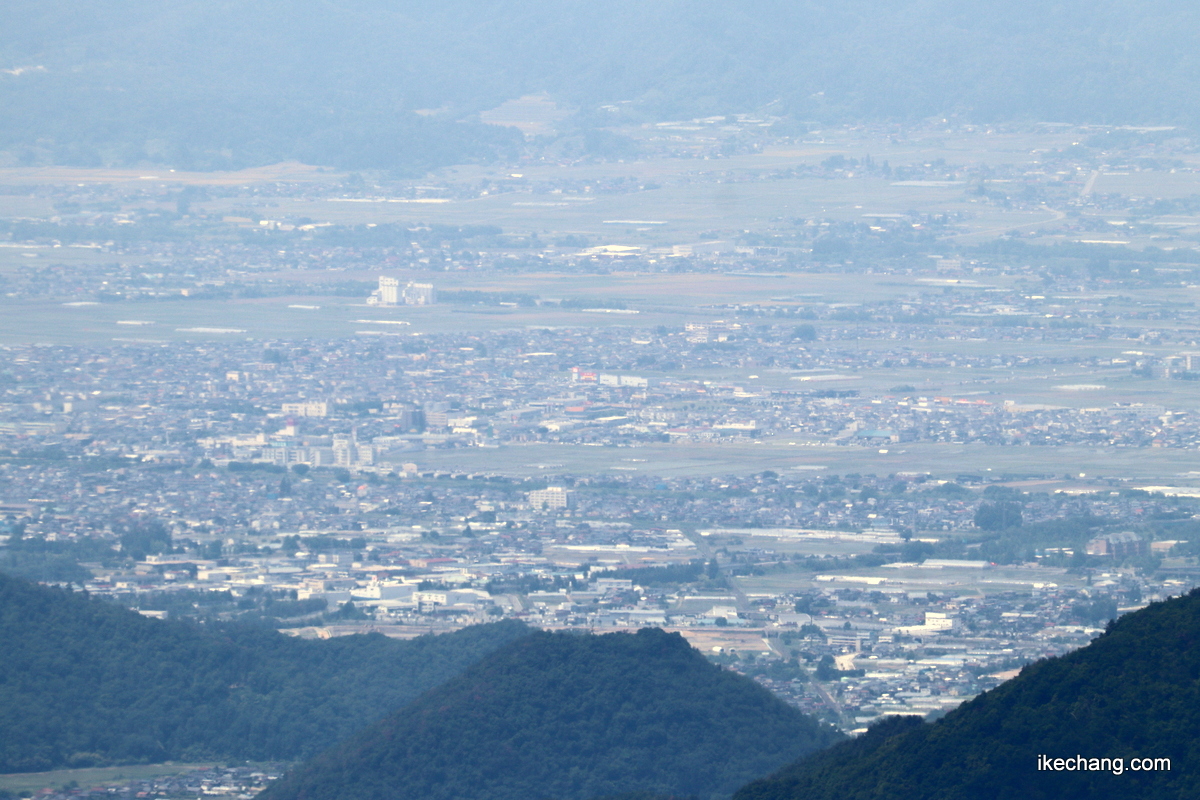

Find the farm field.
xmin=413 ymin=439 xmax=1200 ymax=482
xmin=736 ymin=563 xmax=1087 ymax=598
xmin=0 ymin=764 xmax=218 ymax=794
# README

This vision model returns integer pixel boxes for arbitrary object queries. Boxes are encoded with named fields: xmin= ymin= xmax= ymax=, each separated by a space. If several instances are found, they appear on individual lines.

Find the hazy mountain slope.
xmin=1 ymin=1 xmax=1198 ymax=170
xmin=734 ymin=589 xmax=1200 ymax=800
xmin=259 ymin=628 xmax=841 ymax=800
xmin=0 ymin=573 xmax=531 ymax=773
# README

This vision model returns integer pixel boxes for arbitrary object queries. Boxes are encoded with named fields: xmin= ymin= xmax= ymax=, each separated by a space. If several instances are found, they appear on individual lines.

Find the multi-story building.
xmin=281 ymin=401 xmax=328 ymax=418
xmin=528 ymin=486 xmax=575 ymax=510
xmin=402 ymin=281 xmax=436 ymax=306
xmin=1086 ymin=531 xmax=1147 ymax=558
xmin=367 ymin=277 xmax=400 ymax=305
xmin=332 ymin=434 xmax=354 ymax=467
xmin=379 ymin=277 xmax=400 ymax=305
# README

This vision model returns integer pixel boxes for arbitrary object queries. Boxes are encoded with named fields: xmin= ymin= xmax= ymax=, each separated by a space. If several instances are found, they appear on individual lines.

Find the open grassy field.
xmin=736 ymin=563 xmax=1085 ymax=598
xmin=0 ymin=128 xmax=1093 ymax=241
xmin=414 ymin=439 xmax=1200 ymax=482
xmin=0 ymin=763 xmax=217 ymax=793
xmin=1092 ymin=169 xmax=1200 ymax=199
xmin=1 ymin=127 xmax=1195 ymax=250
xmin=0 ymin=266 xmax=1186 ymax=356
xmin=0 ymin=270 xmax=941 ymax=344
xmin=0 ymin=162 xmax=340 ymax=186
xmin=255 ymin=176 xmax=981 ymax=243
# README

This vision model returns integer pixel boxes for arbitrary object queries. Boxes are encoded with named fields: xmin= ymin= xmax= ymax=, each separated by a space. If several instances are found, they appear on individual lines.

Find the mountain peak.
xmin=262 ymin=627 xmax=840 ymax=800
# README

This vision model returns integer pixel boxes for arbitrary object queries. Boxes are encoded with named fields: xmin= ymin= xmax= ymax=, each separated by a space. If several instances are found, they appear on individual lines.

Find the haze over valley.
xmin=3 ymin=4 xmax=1200 ymax=800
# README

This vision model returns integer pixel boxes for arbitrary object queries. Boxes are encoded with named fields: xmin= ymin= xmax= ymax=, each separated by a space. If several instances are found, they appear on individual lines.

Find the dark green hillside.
xmin=735 ymin=589 xmax=1200 ymax=800
xmin=0 ymin=573 xmax=530 ymax=773
xmin=260 ymin=628 xmax=840 ymax=800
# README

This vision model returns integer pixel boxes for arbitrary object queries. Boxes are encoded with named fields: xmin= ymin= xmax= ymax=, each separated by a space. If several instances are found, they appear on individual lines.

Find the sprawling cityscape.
xmin=7 ymin=122 xmax=1200 ymax=748
xmin=7 ymin=5 xmax=1200 ymax=798
xmin=5 ymin=117 xmax=1200 ymax=800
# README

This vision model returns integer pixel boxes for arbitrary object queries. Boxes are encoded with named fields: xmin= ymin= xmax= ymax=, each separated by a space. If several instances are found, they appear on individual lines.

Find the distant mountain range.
xmin=735 ymin=588 xmax=1200 ymax=800
xmin=258 ymin=627 xmax=840 ymax=800
xmin=2 ymin=1 xmax=1198 ymax=172
xmin=0 ymin=573 xmax=530 ymax=773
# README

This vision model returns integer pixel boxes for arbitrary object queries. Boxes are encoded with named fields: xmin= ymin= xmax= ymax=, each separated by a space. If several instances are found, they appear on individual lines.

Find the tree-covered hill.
xmin=734 ymin=588 xmax=1200 ymax=800
xmin=0 ymin=573 xmax=530 ymax=773
xmin=259 ymin=628 xmax=841 ymax=800
xmin=3 ymin=1 xmax=1200 ymax=171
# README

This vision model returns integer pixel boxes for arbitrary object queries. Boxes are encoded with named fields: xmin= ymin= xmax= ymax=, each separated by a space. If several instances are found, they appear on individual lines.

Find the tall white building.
xmin=332 ymin=434 xmax=354 ymax=466
xmin=368 ymin=277 xmax=433 ymax=306
xmin=331 ymin=430 xmax=375 ymax=469
xmin=402 ymin=281 xmax=436 ymax=306
xmin=378 ymin=277 xmax=400 ymax=305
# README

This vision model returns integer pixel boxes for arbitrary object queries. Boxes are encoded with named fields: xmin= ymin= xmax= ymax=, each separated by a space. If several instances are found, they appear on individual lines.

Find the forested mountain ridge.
xmin=734 ymin=588 xmax=1200 ymax=800
xmin=2 ymin=0 xmax=1199 ymax=171
xmin=259 ymin=627 xmax=841 ymax=800
xmin=0 ymin=573 xmax=531 ymax=773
